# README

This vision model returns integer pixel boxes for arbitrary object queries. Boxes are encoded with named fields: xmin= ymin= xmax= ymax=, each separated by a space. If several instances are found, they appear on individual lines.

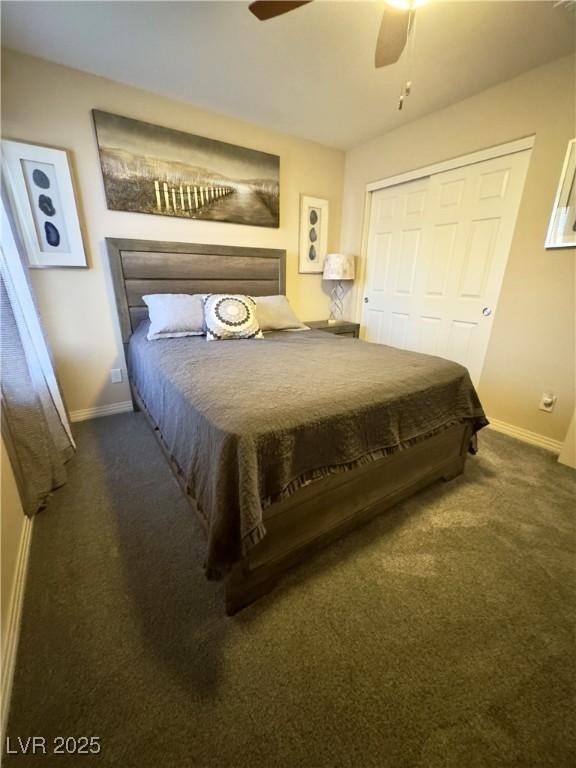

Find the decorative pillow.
xmin=203 ymin=294 xmax=263 ymax=341
xmin=254 ymin=295 xmax=309 ymax=332
xmin=143 ymin=293 xmax=205 ymax=341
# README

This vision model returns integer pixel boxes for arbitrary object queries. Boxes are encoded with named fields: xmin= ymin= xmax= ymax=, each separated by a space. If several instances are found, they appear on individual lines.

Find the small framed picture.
xmin=1 ymin=139 xmax=87 ymax=267
xmin=299 ymin=194 xmax=329 ymax=274
xmin=545 ymin=138 xmax=576 ymax=250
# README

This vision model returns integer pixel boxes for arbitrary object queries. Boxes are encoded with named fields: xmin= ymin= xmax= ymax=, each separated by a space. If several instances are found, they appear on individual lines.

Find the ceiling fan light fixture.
xmin=384 ymin=0 xmax=431 ymax=10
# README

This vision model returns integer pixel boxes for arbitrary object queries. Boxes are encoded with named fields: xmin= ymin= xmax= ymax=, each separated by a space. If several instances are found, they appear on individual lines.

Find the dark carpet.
xmin=5 ymin=413 xmax=576 ymax=767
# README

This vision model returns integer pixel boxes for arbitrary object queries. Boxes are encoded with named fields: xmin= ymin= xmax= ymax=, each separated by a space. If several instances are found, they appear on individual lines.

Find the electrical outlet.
xmin=110 ymin=368 xmax=123 ymax=384
xmin=539 ymin=392 xmax=557 ymax=413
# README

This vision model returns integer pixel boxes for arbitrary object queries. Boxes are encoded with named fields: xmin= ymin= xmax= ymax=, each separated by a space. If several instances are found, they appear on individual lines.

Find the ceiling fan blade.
xmin=249 ymin=1 xmax=312 ymax=21
xmin=375 ymin=7 xmax=410 ymax=68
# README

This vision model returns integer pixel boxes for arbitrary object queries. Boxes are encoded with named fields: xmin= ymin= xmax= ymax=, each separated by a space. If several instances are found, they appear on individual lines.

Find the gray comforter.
xmin=128 ymin=323 xmax=488 ymax=576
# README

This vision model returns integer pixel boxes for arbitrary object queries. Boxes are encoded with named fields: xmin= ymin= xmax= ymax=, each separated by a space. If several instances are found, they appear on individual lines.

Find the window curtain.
xmin=1 ymin=181 xmax=75 ymax=516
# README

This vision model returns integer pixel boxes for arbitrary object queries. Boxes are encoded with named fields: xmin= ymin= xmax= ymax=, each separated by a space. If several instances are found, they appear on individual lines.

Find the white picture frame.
xmin=545 ymin=138 xmax=576 ymax=250
xmin=299 ymin=194 xmax=329 ymax=274
xmin=1 ymin=139 xmax=87 ymax=267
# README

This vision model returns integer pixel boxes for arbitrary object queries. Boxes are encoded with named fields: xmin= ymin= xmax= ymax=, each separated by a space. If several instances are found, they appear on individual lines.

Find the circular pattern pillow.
xmin=204 ymin=294 xmax=263 ymax=341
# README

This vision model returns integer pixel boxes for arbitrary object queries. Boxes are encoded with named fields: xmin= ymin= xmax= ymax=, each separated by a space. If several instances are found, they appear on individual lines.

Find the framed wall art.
xmin=545 ymin=138 xmax=576 ymax=249
xmin=92 ymin=110 xmax=280 ymax=228
xmin=299 ymin=194 xmax=329 ymax=274
xmin=1 ymin=139 xmax=87 ymax=268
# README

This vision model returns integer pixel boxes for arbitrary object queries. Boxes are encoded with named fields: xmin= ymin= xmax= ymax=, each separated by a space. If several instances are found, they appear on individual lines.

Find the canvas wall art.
xmin=545 ymin=138 xmax=576 ymax=249
xmin=1 ymin=140 xmax=87 ymax=268
xmin=92 ymin=110 xmax=280 ymax=228
xmin=299 ymin=194 xmax=329 ymax=273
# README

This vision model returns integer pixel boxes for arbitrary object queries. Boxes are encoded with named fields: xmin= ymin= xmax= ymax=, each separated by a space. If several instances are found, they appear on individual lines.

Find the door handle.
xmin=482 ymin=307 xmax=492 ymax=317
xmin=364 ymin=297 xmax=369 ymax=304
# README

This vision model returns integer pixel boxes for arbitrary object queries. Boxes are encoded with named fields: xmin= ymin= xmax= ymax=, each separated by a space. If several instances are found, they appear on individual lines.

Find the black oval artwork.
xmin=309 ymin=227 xmax=317 ymax=243
xmin=38 ymin=194 xmax=56 ymax=217
xmin=309 ymin=245 xmax=317 ymax=261
xmin=44 ymin=222 xmax=60 ymax=247
xmin=309 ymin=209 xmax=318 ymax=225
xmin=32 ymin=169 xmax=50 ymax=189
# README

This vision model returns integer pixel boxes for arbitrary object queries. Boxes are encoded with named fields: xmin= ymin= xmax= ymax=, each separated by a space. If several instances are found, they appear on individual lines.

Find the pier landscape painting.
xmin=92 ymin=111 xmax=280 ymax=228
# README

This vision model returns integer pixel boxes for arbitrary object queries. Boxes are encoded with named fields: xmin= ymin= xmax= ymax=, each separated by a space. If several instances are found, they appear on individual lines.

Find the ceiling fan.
xmin=248 ymin=0 xmax=431 ymax=69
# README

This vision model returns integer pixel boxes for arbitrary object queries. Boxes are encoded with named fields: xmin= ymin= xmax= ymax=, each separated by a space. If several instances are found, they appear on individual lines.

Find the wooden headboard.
xmin=106 ymin=238 xmax=286 ymax=343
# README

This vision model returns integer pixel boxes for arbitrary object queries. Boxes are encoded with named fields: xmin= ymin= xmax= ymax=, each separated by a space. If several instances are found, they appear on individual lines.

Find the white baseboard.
xmin=487 ymin=417 xmax=563 ymax=454
xmin=1 ymin=516 xmax=33 ymax=741
xmin=70 ymin=400 xmax=133 ymax=423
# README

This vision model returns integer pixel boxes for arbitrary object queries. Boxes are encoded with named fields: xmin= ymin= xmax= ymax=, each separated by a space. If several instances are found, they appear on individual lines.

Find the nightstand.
xmin=306 ymin=320 xmax=360 ymax=338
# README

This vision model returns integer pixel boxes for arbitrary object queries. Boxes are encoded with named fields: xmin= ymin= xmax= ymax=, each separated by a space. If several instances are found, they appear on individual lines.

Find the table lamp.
xmin=323 ymin=253 xmax=355 ymax=324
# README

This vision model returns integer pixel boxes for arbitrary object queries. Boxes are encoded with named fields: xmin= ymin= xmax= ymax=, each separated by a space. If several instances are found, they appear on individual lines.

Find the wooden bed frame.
xmin=106 ymin=237 xmax=472 ymax=614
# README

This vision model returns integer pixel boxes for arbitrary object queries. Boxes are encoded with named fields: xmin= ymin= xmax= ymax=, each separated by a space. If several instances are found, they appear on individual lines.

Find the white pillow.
xmin=254 ymin=295 xmax=308 ymax=331
xmin=203 ymin=294 xmax=263 ymax=341
xmin=143 ymin=293 xmax=205 ymax=341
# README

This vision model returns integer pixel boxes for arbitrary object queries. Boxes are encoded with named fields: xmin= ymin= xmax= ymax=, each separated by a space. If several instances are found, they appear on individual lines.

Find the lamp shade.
xmin=322 ymin=253 xmax=355 ymax=281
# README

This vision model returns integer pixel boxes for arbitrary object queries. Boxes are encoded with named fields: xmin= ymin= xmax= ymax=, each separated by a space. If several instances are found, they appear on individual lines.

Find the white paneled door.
xmin=362 ymin=150 xmax=531 ymax=385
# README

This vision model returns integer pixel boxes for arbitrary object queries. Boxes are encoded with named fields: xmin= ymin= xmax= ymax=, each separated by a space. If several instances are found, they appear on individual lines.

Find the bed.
xmin=107 ymin=237 xmax=488 ymax=613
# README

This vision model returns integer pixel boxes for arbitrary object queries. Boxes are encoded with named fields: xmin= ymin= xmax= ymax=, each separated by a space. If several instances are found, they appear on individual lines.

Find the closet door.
xmin=362 ymin=149 xmax=531 ymax=385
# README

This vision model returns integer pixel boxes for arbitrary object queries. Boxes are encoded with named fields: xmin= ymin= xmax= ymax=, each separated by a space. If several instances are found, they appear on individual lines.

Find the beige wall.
xmin=1 ymin=438 xmax=26 ymax=662
xmin=341 ymin=55 xmax=576 ymax=443
xmin=1 ymin=49 xmax=345 ymax=414
xmin=2 ymin=49 xmax=574 ymax=440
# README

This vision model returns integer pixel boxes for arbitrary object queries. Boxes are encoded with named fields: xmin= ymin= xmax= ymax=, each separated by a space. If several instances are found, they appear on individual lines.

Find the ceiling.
xmin=2 ymin=1 xmax=574 ymax=149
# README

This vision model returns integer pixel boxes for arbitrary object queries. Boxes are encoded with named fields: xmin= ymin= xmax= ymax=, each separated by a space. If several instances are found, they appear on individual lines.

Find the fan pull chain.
xmin=398 ymin=10 xmax=416 ymax=110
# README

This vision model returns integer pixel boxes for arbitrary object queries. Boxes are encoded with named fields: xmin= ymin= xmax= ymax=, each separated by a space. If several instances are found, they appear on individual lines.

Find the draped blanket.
xmin=128 ymin=323 xmax=488 ymax=576
xmin=1 ymin=188 xmax=75 ymax=516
